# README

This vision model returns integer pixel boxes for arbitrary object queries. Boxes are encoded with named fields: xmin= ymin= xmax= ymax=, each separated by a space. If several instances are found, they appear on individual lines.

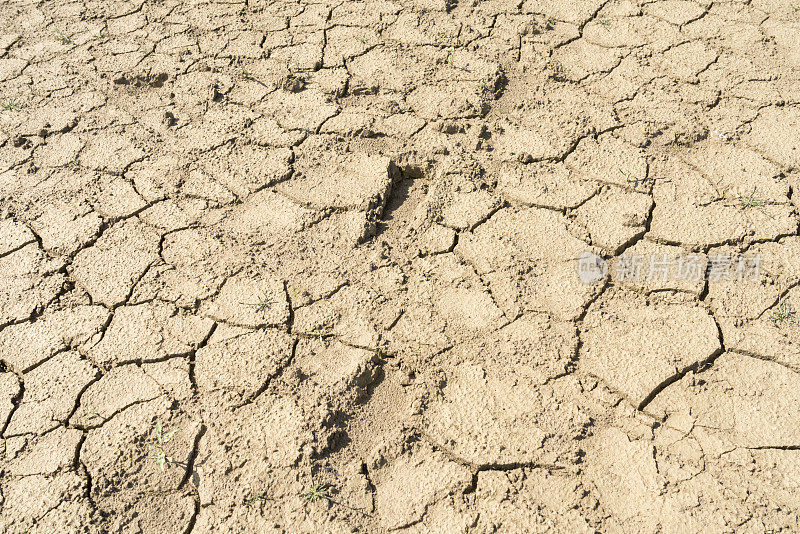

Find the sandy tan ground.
xmin=1 ymin=0 xmax=800 ymax=532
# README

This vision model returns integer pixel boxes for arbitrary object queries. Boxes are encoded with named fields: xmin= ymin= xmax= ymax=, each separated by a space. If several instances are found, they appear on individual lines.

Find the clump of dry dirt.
xmin=2 ymin=0 xmax=800 ymax=532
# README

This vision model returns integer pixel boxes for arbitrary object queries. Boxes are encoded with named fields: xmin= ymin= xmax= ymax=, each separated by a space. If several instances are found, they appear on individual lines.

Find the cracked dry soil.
xmin=2 ymin=0 xmax=800 ymax=532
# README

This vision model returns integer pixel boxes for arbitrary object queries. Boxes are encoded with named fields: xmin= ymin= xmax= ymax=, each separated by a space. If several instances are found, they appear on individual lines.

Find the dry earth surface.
xmin=1 ymin=0 xmax=800 ymax=531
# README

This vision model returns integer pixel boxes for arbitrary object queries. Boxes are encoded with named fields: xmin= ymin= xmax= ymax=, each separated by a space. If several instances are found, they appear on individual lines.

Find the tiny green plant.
xmin=55 ymin=30 xmax=72 ymax=44
xmin=1 ymin=98 xmax=21 ymax=111
xmin=546 ymin=14 xmax=556 ymax=26
xmin=599 ymin=18 xmax=611 ymax=27
xmin=301 ymin=483 xmax=334 ymax=507
xmin=297 ymin=480 xmax=373 ymax=517
xmin=620 ymin=167 xmax=645 ymax=188
xmin=769 ymin=298 xmax=796 ymax=327
xmin=241 ymin=293 xmax=273 ymax=315
xmin=738 ymin=187 xmax=766 ymax=209
xmin=737 ymin=187 xmax=773 ymax=218
xmin=244 ymin=490 xmax=269 ymax=506
xmin=444 ymin=49 xmax=469 ymax=72
xmin=94 ymin=31 xmax=104 ymax=39
xmin=148 ymin=420 xmax=180 ymax=472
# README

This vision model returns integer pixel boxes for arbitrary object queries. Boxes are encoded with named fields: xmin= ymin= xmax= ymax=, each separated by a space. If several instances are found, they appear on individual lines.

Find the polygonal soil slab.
xmin=426 ymin=372 xmax=592 ymax=469
xmin=6 ymin=351 xmax=98 ymax=436
xmin=551 ymin=39 xmax=625 ymax=82
xmin=80 ymin=399 xmax=197 ymax=522
xmin=717 ymin=286 xmax=800 ymax=372
xmin=407 ymin=82 xmax=487 ymax=120
xmin=70 ymin=364 xmax=164 ymax=427
xmin=0 ymin=243 xmax=65 ymax=325
xmin=564 ymin=133 xmax=648 ymax=190
xmin=495 ymin=161 xmax=598 ymax=210
xmin=583 ymin=427 xmax=694 ymax=532
xmin=6 ymin=427 xmax=84 ymax=477
xmin=80 ymin=132 xmax=145 ymax=174
xmin=0 ymin=472 xmax=90 ymax=533
xmin=194 ymin=144 xmax=293 ymax=198
xmin=28 ymin=196 xmax=104 ymax=256
xmin=196 ymin=393 xmax=311 ymax=509
xmin=0 ymin=218 xmax=35 ymax=255
xmin=0 ymin=305 xmax=107 ymax=372
xmin=293 ymin=282 xmax=396 ymax=350
xmin=262 ymin=88 xmax=339 ymax=131
xmin=372 ymin=447 xmax=473 ymax=530
xmin=610 ymin=240 xmax=707 ymax=295
xmin=580 ymin=290 xmax=720 ymax=408
xmin=414 ymin=155 xmax=502 ymax=231
xmin=682 ymin=141 xmax=787 ymax=200
xmin=216 ymin=189 xmax=323 ymax=238
xmin=293 ymin=338 xmax=381 ymax=399
xmin=574 ymin=185 xmax=652 ymax=254
xmin=745 ymin=106 xmax=800 ymax=170
xmin=194 ymin=325 xmax=294 ymax=405
xmin=199 ymin=274 xmax=288 ymax=328
xmin=32 ymin=132 xmax=84 ymax=168
xmin=87 ymin=302 xmax=214 ymax=368
xmin=648 ymin=157 xmax=796 ymax=248
xmin=648 ymin=352 xmax=800 ymax=448
xmin=455 ymin=207 xmax=600 ymax=320
xmin=401 ymin=253 xmax=505 ymax=342
xmin=494 ymin=82 xmax=617 ymax=161
xmin=277 ymin=153 xmax=397 ymax=214
xmin=71 ymin=219 xmax=161 ymax=307
xmin=91 ymin=175 xmax=148 ymax=219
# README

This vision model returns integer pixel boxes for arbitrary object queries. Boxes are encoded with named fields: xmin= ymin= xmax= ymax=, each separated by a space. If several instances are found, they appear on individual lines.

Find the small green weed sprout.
xmin=241 ymin=293 xmax=273 ymax=315
xmin=55 ymin=30 xmax=72 ymax=44
xmin=738 ymin=187 xmax=767 ymax=209
xmin=769 ymin=298 xmax=796 ymax=327
xmin=148 ymin=421 xmax=180 ymax=472
xmin=301 ymin=483 xmax=333 ymax=505
xmin=297 ymin=480 xmax=373 ymax=517
xmin=737 ymin=187 xmax=774 ymax=219
xmin=2 ymin=98 xmax=21 ymax=111
xmin=619 ymin=167 xmax=645 ymax=188
xmin=245 ymin=490 xmax=269 ymax=506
